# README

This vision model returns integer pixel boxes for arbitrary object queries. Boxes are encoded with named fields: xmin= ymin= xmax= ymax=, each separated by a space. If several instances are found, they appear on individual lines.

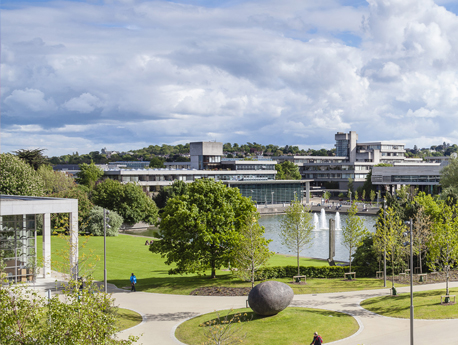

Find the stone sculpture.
xmin=248 ymin=281 xmax=294 ymax=316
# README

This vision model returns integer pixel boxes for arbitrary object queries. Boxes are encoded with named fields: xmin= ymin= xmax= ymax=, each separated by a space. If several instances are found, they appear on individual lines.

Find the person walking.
xmin=310 ymin=332 xmax=323 ymax=345
xmin=130 ymin=273 xmax=137 ymax=292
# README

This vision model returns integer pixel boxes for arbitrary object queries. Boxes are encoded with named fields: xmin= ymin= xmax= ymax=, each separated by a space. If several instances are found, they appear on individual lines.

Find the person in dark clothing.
xmin=130 ymin=273 xmax=137 ymax=292
xmin=310 ymin=332 xmax=323 ymax=345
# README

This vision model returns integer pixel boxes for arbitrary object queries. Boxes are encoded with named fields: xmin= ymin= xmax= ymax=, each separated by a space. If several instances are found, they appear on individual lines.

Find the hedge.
xmin=255 ymin=265 xmax=373 ymax=280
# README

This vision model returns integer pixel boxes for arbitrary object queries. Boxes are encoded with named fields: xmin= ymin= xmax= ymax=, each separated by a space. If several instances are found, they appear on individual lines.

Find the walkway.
xmin=31 ymin=275 xmax=458 ymax=344
xmin=112 ymin=281 xmax=458 ymax=345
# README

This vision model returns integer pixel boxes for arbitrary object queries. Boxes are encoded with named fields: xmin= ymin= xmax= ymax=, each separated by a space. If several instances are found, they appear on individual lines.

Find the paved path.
xmin=32 ymin=276 xmax=458 ymax=344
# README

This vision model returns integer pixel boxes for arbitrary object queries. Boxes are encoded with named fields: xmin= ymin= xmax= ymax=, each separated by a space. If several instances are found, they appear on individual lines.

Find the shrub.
xmin=255 ymin=265 xmax=373 ymax=280
xmin=86 ymin=206 xmax=123 ymax=236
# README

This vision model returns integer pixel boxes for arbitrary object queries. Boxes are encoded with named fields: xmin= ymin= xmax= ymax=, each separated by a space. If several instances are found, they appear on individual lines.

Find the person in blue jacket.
xmin=130 ymin=273 xmax=137 ymax=292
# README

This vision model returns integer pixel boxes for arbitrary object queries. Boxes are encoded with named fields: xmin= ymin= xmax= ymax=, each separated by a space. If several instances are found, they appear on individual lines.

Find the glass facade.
xmin=233 ymin=183 xmax=303 ymax=204
xmin=0 ymin=215 xmax=37 ymax=283
xmin=391 ymin=175 xmax=440 ymax=183
xmin=336 ymin=139 xmax=349 ymax=157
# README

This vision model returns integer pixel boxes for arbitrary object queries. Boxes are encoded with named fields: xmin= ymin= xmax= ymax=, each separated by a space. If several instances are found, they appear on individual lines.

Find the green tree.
xmin=279 ymin=198 xmax=314 ymax=275
xmin=440 ymin=156 xmax=458 ymax=189
xmin=153 ymin=180 xmax=188 ymax=209
xmin=232 ymin=213 xmax=273 ymax=288
xmin=275 ymin=161 xmax=301 ymax=180
xmin=428 ymin=201 xmax=458 ymax=298
xmin=37 ymin=165 xmax=76 ymax=195
xmin=0 ymin=153 xmax=44 ymax=196
xmin=151 ymin=179 xmax=255 ymax=278
xmin=92 ymin=179 xmax=159 ymax=225
xmin=86 ymin=206 xmax=124 ymax=236
xmin=14 ymin=148 xmax=49 ymax=170
xmin=347 ymin=177 xmax=354 ymax=195
xmin=370 ymin=190 xmax=376 ymax=205
xmin=412 ymin=206 xmax=432 ymax=274
xmin=75 ymin=161 xmax=104 ymax=189
xmin=341 ymin=202 xmax=368 ymax=274
xmin=0 ymin=278 xmax=138 ymax=344
xmin=149 ymin=156 xmax=165 ymax=168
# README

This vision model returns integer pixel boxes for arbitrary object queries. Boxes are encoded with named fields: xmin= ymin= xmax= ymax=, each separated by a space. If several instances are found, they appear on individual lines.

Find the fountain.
xmin=313 ymin=213 xmax=319 ymax=231
xmin=320 ymin=209 xmax=327 ymax=229
xmin=335 ymin=212 xmax=341 ymax=230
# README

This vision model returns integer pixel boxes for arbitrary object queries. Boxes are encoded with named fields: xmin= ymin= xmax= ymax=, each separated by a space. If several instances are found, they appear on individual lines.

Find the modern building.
xmin=275 ymin=131 xmax=425 ymax=192
xmin=190 ymin=141 xmax=224 ymax=170
xmin=0 ymin=195 xmax=78 ymax=282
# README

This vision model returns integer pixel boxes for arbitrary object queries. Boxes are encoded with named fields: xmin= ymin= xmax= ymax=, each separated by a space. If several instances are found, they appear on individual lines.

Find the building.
xmin=190 ymin=141 xmax=224 ymax=170
xmin=0 ymin=195 xmax=78 ymax=282
xmin=274 ymin=131 xmax=425 ymax=192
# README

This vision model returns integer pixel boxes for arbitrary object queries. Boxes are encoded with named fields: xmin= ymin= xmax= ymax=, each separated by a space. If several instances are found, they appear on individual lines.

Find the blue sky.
xmin=2 ymin=0 xmax=458 ymax=156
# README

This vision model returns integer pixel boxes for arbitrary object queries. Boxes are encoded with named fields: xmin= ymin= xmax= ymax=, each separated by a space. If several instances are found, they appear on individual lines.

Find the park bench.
xmin=414 ymin=267 xmax=421 ymax=274
xmin=418 ymin=273 xmax=427 ymax=282
xmin=344 ymin=272 xmax=356 ymax=280
xmin=293 ymin=275 xmax=306 ymax=284
xmin=405 ymin=269 xmax=410 ymax=274
xmin=441 ymin=295 xmax=456 ymax=304
xmin=398 ymin=273 xmax=407 ymax=279
xmin=430 ymin=271 xmax=439 ymax=277
xmin=376 ymin=271 xmax=383 ymax=279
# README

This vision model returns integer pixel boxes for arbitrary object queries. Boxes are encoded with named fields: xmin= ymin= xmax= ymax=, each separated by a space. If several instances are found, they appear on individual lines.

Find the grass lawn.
xmin=117 ymin=308 xmax=142 ymax=331
xmin=175 ymin=307 xmax=359 ymax=345
xmin=37 ymin=234 xmax=392 ymax=295
xmin=361 ymin=287 xmax=458 ymax=319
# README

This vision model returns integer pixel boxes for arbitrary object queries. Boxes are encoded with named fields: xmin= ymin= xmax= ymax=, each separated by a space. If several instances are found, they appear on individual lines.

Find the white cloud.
xmin=3 ymin=0 xmax=458 ymax=155
xmin=63 ymin=93 xmax=103 ymax=113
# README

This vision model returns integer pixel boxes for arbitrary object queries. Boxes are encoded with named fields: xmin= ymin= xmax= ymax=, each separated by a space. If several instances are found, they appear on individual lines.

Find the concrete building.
xmin=0 ymin=195 xmax=78 ymax=282
xmin=275 ymin=131 xmax=425 ymax=191
xmin=190 ymin=141 xmax=223 ymax=170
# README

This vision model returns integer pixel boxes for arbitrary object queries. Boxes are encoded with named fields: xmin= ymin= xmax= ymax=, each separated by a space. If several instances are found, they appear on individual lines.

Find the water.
xmin=259 ymin=212 xmax=377 ymax=262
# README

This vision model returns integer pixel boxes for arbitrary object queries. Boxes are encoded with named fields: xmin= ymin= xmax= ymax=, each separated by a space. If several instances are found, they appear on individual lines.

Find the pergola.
xmin=0 ymin=195 xmax=78 ymax=281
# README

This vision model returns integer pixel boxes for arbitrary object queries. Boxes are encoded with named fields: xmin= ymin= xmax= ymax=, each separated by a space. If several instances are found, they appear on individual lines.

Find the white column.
xmin=42 ymin=213 xmax=51 ymax=278
xmin=69 ymin=206 xmax=79 ymax=280
xmin=306 ymin=182 xmax=310 ymax=204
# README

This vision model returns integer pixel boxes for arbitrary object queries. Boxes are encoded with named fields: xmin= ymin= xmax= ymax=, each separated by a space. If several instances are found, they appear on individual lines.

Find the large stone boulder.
xmin=248 ymin=281 xmax=294 ymax=316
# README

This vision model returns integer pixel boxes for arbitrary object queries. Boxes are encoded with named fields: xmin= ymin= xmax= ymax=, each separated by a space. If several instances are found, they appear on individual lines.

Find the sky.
xmin=2 ymin=0 xmax=458 ymax=156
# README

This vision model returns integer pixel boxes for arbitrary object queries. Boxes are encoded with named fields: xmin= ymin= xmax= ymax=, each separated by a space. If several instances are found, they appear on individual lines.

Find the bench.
xmin=376 ymin=271 xmax=384 ymax=279
xmin=430 ymin=271 xmax=439 ymax=277
xmin=414 ymin=267 xmax=421 ymax=274
xmin=293 ymin=275 xmax=306 ymax=284
xmin=344 ymin=272 xmax=356 ymax=280
xmin=405 ymin=269 xmax=410 ymax=274
xmin=418 ymin=273 xmax=427 ymax=282
xmin=398 ymin=273 xmax=407 ymax=279
xmin=441 ymin=295 xmax=456 ymax=304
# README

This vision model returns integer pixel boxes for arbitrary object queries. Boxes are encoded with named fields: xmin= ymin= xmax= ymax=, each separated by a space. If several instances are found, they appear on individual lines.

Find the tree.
xmin=440 ymin=156 xmax=458 ymax=189
xmin=232 ymin=213 xmax=273 ymax=288
xmin=92 ymin=179 xmax=158 ymax=225
xmin=0 ymin=153 xmax=44 ymax=196
xmin=87 ymin=206 xmax=124 ymax=236
xmin=0 ymin=277 xmax=138 ymax=344
xmin=342 ymin=202 xmax=368 ymax=274
xmin=75 ymin=161 xmax=104 ymax=189
xmin=37 ymin=165 xmax=76 ymax=195
xmin=347 ymin=177 xmax=354 ymax=194
xmin=412 ymin=206 xmax=432 ymax=274
xmin=370 ymin=190 xmax=376 ymax=204
xmin=279 ymin=198 xmax=314 ymax=275
xmin=149 ymin=156 xmax=165 ymax=168
xmin=153 ymin=180 xmax=188 ymax=209
xmin=275 ymin=161 xmax=301 ymax=180
xmin=14 ymin=148 xmax=48 ymax=170
xmin=49 ymin=187 xmax=94 ymax=234
xmin=150 ymin=179 xmax=255 ymax=278
xmin=428 ymin=201 xmax=458 ymax=298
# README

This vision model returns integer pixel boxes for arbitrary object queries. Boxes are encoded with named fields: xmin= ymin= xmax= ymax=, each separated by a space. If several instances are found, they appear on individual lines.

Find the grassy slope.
xmin=37 ymin=235 xmax=391 ymax=295
xmin=117 ymin=308 xmax=143 ymax=331
xmin=361 ymin=287 xmax=458 ymax=319
xmin=175 ymin=307 xmax=359 ymax=345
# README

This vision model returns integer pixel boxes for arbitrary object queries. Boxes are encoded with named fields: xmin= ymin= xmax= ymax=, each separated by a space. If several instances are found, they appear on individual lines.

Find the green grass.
xmin=117 ymin=308 xmax=142 ymax=331
xmin=37 ymin=234 xmax=393 ymax=295
xmin=361 ymin=287 xmax=458 ymax=319
xmin=175 ymin=307 xmax=359 ymax=345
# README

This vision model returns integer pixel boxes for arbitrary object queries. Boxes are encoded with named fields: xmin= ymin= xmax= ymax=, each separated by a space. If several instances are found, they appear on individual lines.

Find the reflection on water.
xmin=259 ymin=212 xmax=377 ymax=262
xmin=121 ymin=228 xmax=159 ymax=237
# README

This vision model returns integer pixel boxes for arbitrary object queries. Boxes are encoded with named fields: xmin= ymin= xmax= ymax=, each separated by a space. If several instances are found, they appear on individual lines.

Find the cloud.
xmin=63 ymin=93 xmax=103 ymax=113
xmin=2 ymin=0 xmax=458 ymax=156
xmin=4 ymin=88 xmax=57 ymax=113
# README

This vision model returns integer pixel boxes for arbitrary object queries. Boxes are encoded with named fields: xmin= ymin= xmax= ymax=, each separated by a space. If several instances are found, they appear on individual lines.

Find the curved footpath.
xmin=32 ymin=277 xmax=458 ymax=345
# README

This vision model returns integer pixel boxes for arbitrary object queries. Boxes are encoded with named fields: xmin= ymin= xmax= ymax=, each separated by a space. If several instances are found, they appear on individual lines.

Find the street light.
xmin=349 ymin=191 xmax=352 ymax=205
xmin=383 ymin=199 xmax=387 ymax=288
xmin=103 ymin=209 xmax=111 ymax=294
xmin=404 ymin=219 xmax=414 ymax=345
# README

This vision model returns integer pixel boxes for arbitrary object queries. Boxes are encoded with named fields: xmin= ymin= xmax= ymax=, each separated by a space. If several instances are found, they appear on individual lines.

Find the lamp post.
xmin=383 ymin=199 xmax=387 ymax=288
xmin=349 ymin=191 xmax=352 ymax=205
xmin=103 ymin=209 xmax=111 ymax=294
xmin=293 ymin=190 xmax=297 ymax=201
xmin=271 ymin=192 xmax=274 ymax=205
xmin=404 ymin=219 xmax=414 ymax=345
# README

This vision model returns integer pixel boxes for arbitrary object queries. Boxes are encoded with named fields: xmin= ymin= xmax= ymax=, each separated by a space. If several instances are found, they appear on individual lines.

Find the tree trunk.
xmin=251 ymin=261 xmax=255 ymax=289
xmin=446 ymin=266 xmax=450 ymax=296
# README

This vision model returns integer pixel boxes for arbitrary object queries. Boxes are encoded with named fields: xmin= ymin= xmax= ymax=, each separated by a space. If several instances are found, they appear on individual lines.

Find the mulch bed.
xmin=190 ymin=287 xmax=252 ymax=296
